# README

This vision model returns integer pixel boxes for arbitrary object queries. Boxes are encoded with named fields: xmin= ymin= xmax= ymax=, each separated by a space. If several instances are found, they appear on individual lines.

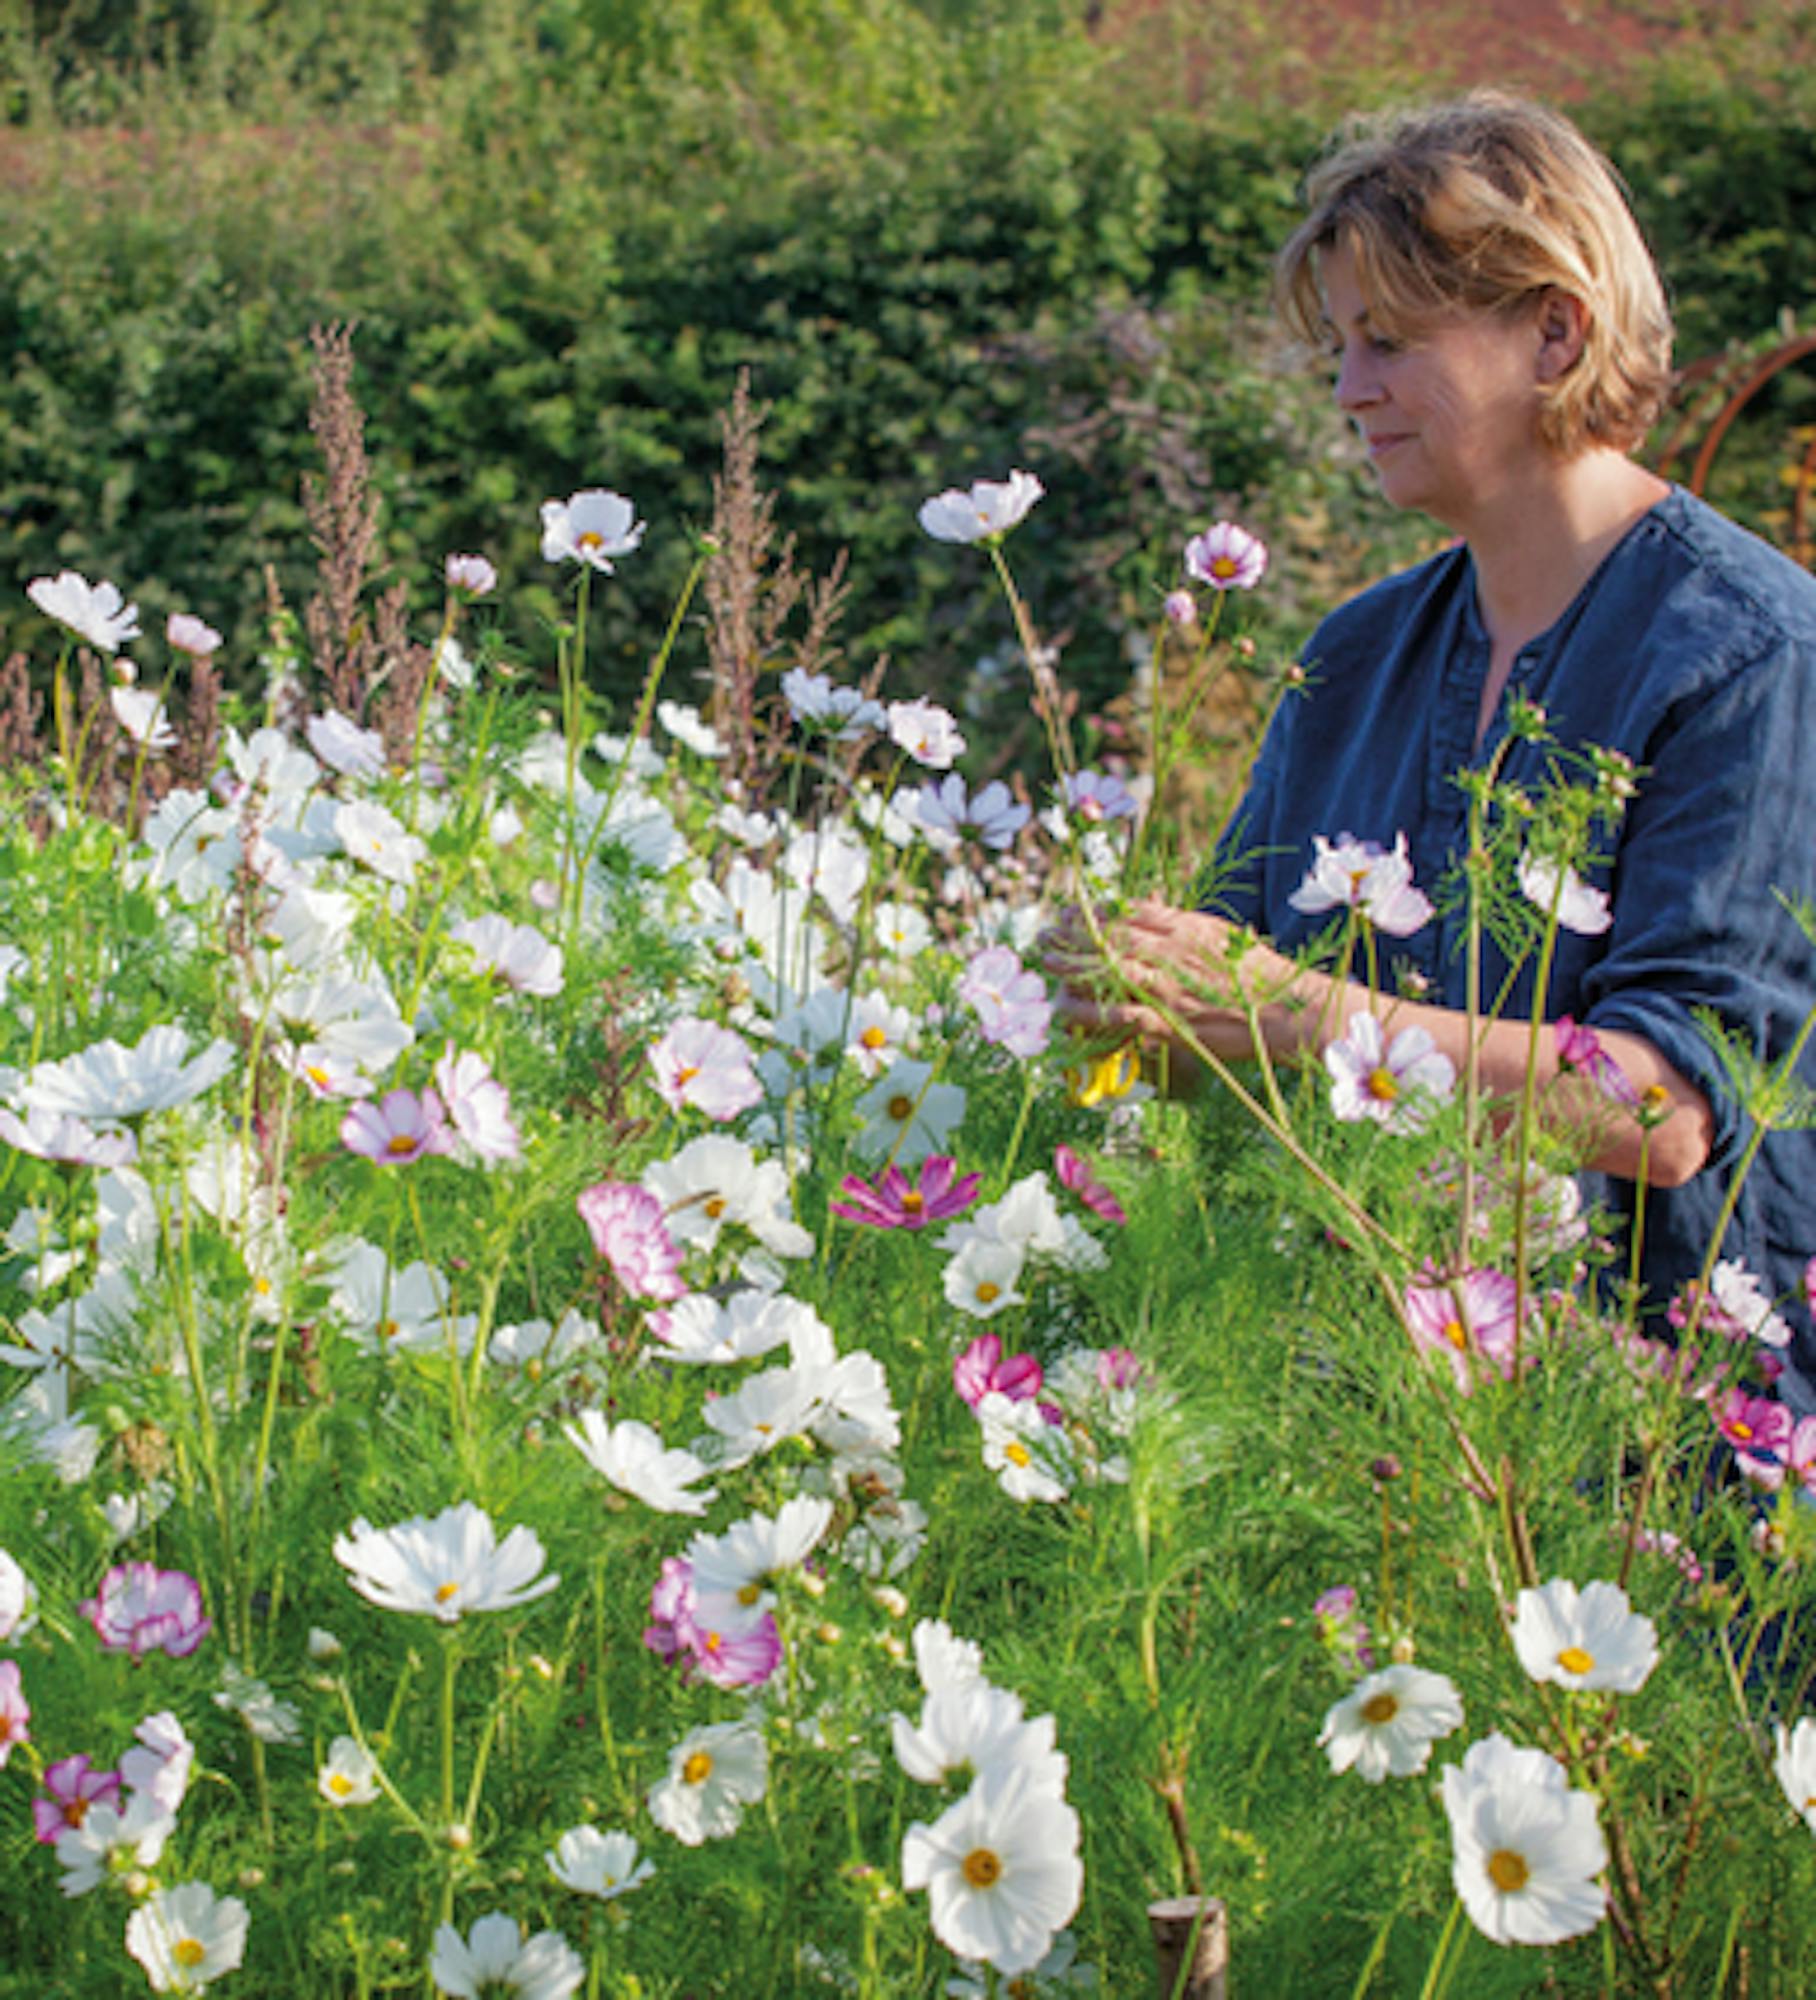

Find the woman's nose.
xmin=1334 ymin=345 xmax=1380 ymax=412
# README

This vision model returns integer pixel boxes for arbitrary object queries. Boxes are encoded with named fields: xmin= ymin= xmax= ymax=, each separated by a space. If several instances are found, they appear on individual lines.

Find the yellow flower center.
xmin=675 ymin=1064 xmax=701 ymax=1087
xmin=174 ymin=1940 xmax=207 ymax=1970
xmin=1360 ymin=1692 xmax=1399 ymax=1725
xmin=682 ymin=1751 xmax=714 ymax=1785
xmin=1732 ymin=1421 xmax=1753 ymax=1441
xmin=901 ymin=1191 xmax=924 ymax=1215
xmin=975 ymin=1282 xmax=1001 ymax=1305
xmin=254 ymin=1276 xmax=272 ymax=1296
xmin=64 ymin=1798 xmax=89 ymax=1828
xmin=860 ymin=1026 xmax=888 ymax=1049
xmin=962 ymin=1847 xmax=1003 ymax=1888
xmin=328 ymin=1773 xmax=354 ymax=1797
xmin=1366 ymin=1066 xmax=1399 ymax=1101
xmin=886 ymin=1094 xmax=914 ymax=1121
xmin=385 ymin=1133 xmax=418 ymax=1156
xmin=702 ymin=1630 xmax=723 ymax=1654
xmin=1211 ymin=556 xmax=1238 ymax=580
xmin=1487 ymin=1848 xmax=1530 ymax=1894
xmin=306 ymin=1065 xmax=330 ymax=1087
xmin=738 ymin=1583 xmax=762 ymax=1606
xmin=1443 ymin=1319 xmax=1468 ymax=1350
xmin=1005 ymin=1441 xmax=1031 ymax=1467
xmin=578 ymin=530 xmax=605 ymax=551
xmin=378 ymin=1319 xmax=400 ymax=1343
xmin=434 ymin=1582 xmax=460 ymax=1605
xmin=1557 ymin=1646 xmax=1595 ymax=1676
xmin=704 ymin=1195 xmax=727 ymax=1218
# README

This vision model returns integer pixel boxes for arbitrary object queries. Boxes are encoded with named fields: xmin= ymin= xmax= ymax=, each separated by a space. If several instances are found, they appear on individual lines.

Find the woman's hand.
xmin=1042 ymin=897 xmax=1298 ymax=1064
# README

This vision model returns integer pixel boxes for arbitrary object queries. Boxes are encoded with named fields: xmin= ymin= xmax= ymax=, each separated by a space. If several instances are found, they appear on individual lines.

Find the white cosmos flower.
xmin=641 ymin=1135 xmax=813 ymax=1258
xmin=563 ymin=1413 xmax=718 ymax=1516
xmin=872 ymin=898 xmax=934 ymax=958
xmin=541 ymin=488 xmax=645 ymax=571
xmin=111 ymin=686 xmax=178 ymax=751
xmin=214 ymin=1662 xmax=302 ymax=1745
xmin=1509 ymin=1578 xmax=1658 ymax=1694
xmin=852 ymin=1058 xmax=967 ymax=1167
xmin=332 ymin=1501 xmax=559 ymax=1624
xmin=125 ymin=1881 xmax=248 ymax=1993
xmin=307 ymin=710 xmax=386 ymax=779
xmin=140 ymin=787 xmax=242 ymax=903
xmin=274 ymin=974 xmax=413 ymax=1072
xmin=699 ymin=1365 xmax=827 ymax=1466
xmin=918 ymin=471 xmax=1045 ymax=545
xmin=1517 ymin=852 xmax=1613 ymax=936
xmin=119 ymin=1710 xmax=195 ymax=1813
xmin=914 ymin=1618 xmax=986 ymax=1695
xmin=649 ymin=1288 xmax=819 ymax=1366
xmin=56 ymin=1790 xmax=175 ymax=1896
xmin=977 ymin=1392 xmax=1071 ymax=1503
xmin=1318 ymin=1664 xmax=1464 ymax=1781
xmin=945 ymin=1240 xmax=1027 ymax=1320
xmin=0 ymin=1106 xmax=136 ymax=1168
xmin=688 ymin=1495 xmax=835 ymax=1627
xmin=656 ymin=700 xmax=725 ymax=757
xmin=781 ymin=822 xmax=871 ymax=925
xmin=902 ymin=1764 xmax=1083 ymax=1977
xmin=29 ymin=571 xmax=140 ymax=652
xmin=488 ymin=1309 xmax=599 ymax=1372
xmin=941 ymin=1173 xmax=1067 ymax=1260
xmin=1288 ymin=831 xmax=1433 ymax=937
xmin=1441 ymin=1733 xmax=1608 ymax=1947
xmin=325 ymin=1242 xmax=457 ymax=1356
xmin=547 ymin=1825 xmax=654 ymax=1900
xmin=20 ymin=1026 xmax=235 ymax=1122
xmin=813 ymin=1347 xmax=903 ymax=1454
xmin=888 ymin=698 xmax=967 ymax=771
xmin=429 ymin=1913 xmax=584 ymax=2000
xmin=780 ymin=668 xmax=886 ymax=738
xmin=1774 ymin=1718 xmax=1816 ymax=1833
xmin=892 ymin=1680 xmax=1066 ymax=1795
xmin=433 ymin=1046 xmax=522 ymax=1165
xmin=334 ymin=800 xmax=427 ymax=885
xmin=648 ymin=1719 xmax=769 ymax=1845
xmin=317 ymin=1735 xmax=380 ymax=1807
xmin=0 ymin=1549 xmax=38 ymax=1641
xmin=448 ymin=914 xmax=565 ymax=996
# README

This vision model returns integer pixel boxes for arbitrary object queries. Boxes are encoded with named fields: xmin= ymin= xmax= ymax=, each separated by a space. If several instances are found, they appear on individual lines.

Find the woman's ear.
xmin=1534 ymin=290 xmax=1589 ymax=383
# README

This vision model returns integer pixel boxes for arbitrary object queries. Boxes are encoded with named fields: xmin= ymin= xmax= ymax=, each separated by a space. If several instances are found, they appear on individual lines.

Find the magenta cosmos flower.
xmin=1553 ymin=1015 xmax=1639 ymax=1106
xmin=953 ymin=1332 xmax=1044 ymax=1410
xmin=1401 ymin=1265 xmax=1523 ymax=1392
xmin=830 ymin=1155 xmax=981 ymax=1231
xmin=81 ymin=1563 xmax=212 ymax=1659
xmin=33 ymin=1754 xmax=122 ymax=1844
xmin=1183 ymin=520 xmax=1268 ymax=591
xmin=577 ymin=1181 xmax=686 ymax=1302
xmin=341 ymin=1087 xmax=456 ymax=1166
xmin=642 ymin=1557 xmax=782 ymax=1690
xmin=1054 ymin=1144 xmax=1127 ymax=1225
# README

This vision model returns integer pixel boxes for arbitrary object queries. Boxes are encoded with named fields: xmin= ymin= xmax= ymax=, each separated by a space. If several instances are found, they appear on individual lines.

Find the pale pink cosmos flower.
xmin=33 ymin=1754 xmax=121 ymax=1844
xmin=642 ymin=1558 xmax=783 ymax=1690
xmin=449 ymin=914 xmax=565 ymax=997
xmin=445 ymin=553 xmax=498 ymax=595
xmin=341 ymin=1088 xmax=456 ymax=1167
xmin=577 ymin=1182 xmax=687 ymax=1302
xmin=958 ymin=945 xmax=1052 ymax=1059
xmin=80 ymin=1563 xmax=212 ymax=1659
xmin=1183 ymin=520 xmax=1268 ymax=591
xmin=1289 ymin=831 xmax=1432 ymax=937
xmin=1061 ymin=769 xmax=1138 ymax=824
xmin=1326 ymin=1015 xmax=1455 ymax=1133
xmin=1401 ymin=1264 xmax=1522 ymax=1391
xmin=165 ymin=613 xmax=222 ymax=658
xmin=433 ymin=1047 xmax=522 ymax=1165
xmin=649 ymin=1018 xmax=763 ymax=1122
xmin=953 ymin=1332 xmax=1043 ymax=1410
xmin=830 ymin=1156 xmax=982 ymax=1230
xmin=1054 ymin=1144 xmax=1126 ymax=1224
xmin=0 ymin=1107 xmax=137 ymax=1168
xmin=1553 ymin=1015 xmax=1639 ymax=1106
xmin=1518 ymin=852 xmax=1613 ymax=936
xmin=1164 ymin=589 xmax=1198 ymax=627
xmin=887 ymin=698 xmax=967 ymax=770
xmin=0 ymin=1660 xmax=28 ymax=1768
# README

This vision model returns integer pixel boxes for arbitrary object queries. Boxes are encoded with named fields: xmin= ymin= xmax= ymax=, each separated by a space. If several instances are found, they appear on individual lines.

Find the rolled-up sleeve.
xmin=1579 ymin=636 xmax=1816 ymax=1172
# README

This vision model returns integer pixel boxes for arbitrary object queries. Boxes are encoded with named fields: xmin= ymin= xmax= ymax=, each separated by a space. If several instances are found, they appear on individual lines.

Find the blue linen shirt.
xmin=1210 ymin=488 xmax=1816 ymax=1417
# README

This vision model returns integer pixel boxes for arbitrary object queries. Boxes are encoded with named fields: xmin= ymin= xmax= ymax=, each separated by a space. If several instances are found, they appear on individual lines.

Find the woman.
xmin=1051 ymin=93 xmax=1816 ymax=1417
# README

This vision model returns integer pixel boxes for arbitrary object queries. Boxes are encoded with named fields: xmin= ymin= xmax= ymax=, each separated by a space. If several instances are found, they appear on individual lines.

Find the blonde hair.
xmin=1275 ymin=92 xmax=1674 ymax=455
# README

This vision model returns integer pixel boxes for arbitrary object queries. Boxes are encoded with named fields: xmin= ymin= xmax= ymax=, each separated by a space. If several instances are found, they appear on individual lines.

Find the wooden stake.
xmin=1149 ymin=1895 xmax=1228 ymax=2000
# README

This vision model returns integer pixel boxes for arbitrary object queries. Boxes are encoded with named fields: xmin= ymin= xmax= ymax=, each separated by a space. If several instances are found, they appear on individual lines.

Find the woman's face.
xmin=1321 ymin=241 xmax=1553 ymax=534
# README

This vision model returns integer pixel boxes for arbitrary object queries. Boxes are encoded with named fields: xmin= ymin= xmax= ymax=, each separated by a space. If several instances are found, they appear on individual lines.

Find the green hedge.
xmin=2 ymin=0 xmax=1812 ymax=720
